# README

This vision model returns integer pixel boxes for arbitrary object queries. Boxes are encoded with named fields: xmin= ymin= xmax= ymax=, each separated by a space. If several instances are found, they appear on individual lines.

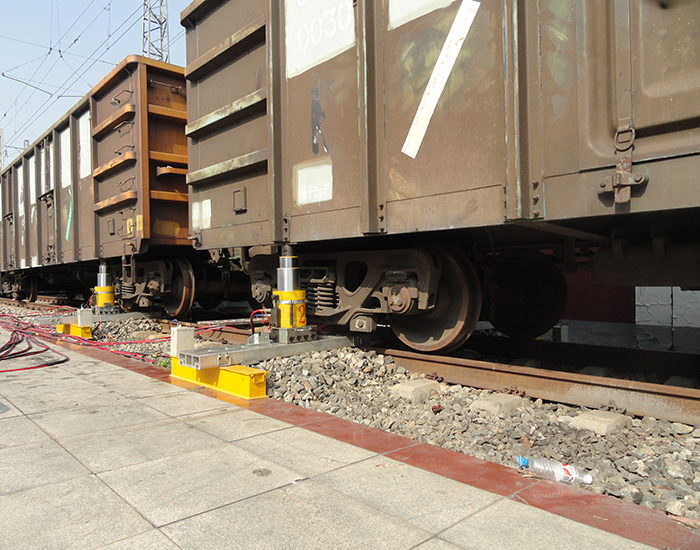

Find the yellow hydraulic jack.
xmin=271 ymin=248 xmax=316 ymax=344
xmin=94 ymin=262 xmax=117 ymax=312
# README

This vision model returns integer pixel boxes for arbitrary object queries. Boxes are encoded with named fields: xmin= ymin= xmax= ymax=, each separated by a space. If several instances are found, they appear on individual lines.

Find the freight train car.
xmin=181 ymin=0 xmax=700 ymax=352
xmin=0 ymin=56 xmax=201 ymax=317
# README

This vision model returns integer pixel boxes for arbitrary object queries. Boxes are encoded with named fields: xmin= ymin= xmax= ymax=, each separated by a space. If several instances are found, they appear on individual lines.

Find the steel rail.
xmin=373 ymin=348 xmax=700 ymax=426
xmin=0 ymin=296 xmax=71 ymax=311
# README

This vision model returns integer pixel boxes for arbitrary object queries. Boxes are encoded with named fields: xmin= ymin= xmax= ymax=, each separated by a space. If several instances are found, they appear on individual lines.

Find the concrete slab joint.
xmin=468 ymin=393 xmax=524 ymax=416
xmin=390 ymin=380 xmax=440 ymax=403
xmin=569 ymin=410 xmax=632 ymax=436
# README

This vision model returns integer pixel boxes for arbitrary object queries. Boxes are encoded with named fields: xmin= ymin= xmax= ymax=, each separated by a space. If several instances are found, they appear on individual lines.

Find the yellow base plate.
xmin=56 ymin=324 xmax=92 ymax=339
xmin=170 ymin=359 xmax=268 ymax=400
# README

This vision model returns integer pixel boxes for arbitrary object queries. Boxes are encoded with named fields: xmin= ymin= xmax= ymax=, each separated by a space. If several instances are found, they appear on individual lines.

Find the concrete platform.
xmin=0 ymin=333 xmax=697 ymax=550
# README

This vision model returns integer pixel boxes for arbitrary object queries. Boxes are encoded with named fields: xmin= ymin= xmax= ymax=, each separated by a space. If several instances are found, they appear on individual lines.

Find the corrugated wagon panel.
xmin=182 ymin=0 xmax=275 ymax=249
xmin=90 ymin=57 xmax=189 ymax=258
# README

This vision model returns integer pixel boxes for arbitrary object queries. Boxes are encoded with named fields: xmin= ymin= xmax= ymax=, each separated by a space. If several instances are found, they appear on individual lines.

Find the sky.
xmin=0 ymin=0 xmax=191 ymax=166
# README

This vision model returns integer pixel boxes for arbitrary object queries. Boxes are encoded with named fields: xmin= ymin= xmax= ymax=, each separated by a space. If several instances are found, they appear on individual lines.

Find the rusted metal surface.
xmin=182 ymin=0 xmax=700 ymax=244
xmin=379 ymin=348 xmax=700 ymax=426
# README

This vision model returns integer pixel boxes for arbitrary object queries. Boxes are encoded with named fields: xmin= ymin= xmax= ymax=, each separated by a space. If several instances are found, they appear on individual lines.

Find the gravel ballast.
xmin=3 ymin=304 xmax=699 ymax=520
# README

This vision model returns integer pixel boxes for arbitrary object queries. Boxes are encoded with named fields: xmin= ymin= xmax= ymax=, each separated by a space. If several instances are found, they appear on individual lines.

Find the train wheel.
xmin=21 ymin=275 xmax=38 ymax=302
xmin=389 ymin=245 xmax=481 ymax=353
xmin=485 ymin=264 xmax=567 ymax=339
xmin=162 ymin=258 xmax=195 ymax=318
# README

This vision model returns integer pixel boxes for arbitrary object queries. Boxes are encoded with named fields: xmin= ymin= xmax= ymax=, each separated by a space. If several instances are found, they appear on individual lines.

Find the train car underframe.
xmin=0 ymin=250 xmax=248 ymax=320
xmin=243 ymin=224 xmax=700 ymax=354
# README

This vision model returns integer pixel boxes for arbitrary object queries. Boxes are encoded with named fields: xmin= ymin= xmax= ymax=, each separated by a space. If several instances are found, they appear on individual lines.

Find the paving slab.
xmin=0 ymin=475 xmax=152 ymax=550
xmin=29 ymin=398 xmax=170 ymax=438
xmin=0 ymin=439 xmax=90 ymax=496
xmin=59 ymin=358 xmax=124 ymax=375
xmin=2 ymin=382 xmax=127 ymax=415
xmin=98 ymin=443 xmax=304 ymax=527
xmin=93 ymin=529 xmax=181 ymax=550
xmin=161 ymin=478 xmax=432 ymax=550
xmin=440 ymin=498 xmax=654 ymax=550
xmin=235 ymin=425 xmax=377 ymax=477
xmin=80 ymin=365 xmax=166 ymax=386
xmin=414 ymin=539 xmax=466 ymax=550
xmin=137 ymin=389 xmax=232 ymax=417
xmin=0 ymin=365 xmax=91 ymax=392
xmin=0 ymin=396 xmax=21 ymax=419
xmin=103 ymin=377 xmax=188 ymax=399
xmin=315 ymin=455 xmax=501 ymax=533
xmin=58 ymin=418 xmax=225 ymax=473
xmin=179 ymin=405 xmax=293 ymax=441
xmin=0 ymin=415 xmax=51 ymax=448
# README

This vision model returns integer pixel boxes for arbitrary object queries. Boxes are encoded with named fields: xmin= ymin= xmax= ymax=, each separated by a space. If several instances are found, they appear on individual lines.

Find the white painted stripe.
xmin=401 ymin=0 xmax=481 ymax=159
xmin=389 ymin=0 xmax=457 ymax=30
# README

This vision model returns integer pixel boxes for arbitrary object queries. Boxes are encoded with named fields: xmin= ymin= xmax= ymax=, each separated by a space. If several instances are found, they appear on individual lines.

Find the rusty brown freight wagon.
xmin=181 ymin=0 xmax=700 ymax=352
xmin=0 ymin=56 xmax=197 ymax=316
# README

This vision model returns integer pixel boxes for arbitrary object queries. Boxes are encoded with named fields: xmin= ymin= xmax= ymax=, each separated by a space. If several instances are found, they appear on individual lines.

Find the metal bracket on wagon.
xmin=598 ymin=171 xmax=648 ymax=204
xmin=598 ymin=126 xmax=648 ymax=204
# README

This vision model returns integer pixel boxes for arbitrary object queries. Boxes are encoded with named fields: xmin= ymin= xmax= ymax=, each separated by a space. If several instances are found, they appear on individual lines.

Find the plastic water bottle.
xmin=517 ymin=456 xmax=593 ymax=484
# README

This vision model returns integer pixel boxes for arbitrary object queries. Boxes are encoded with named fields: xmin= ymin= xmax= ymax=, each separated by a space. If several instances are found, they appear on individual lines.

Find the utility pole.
xmin=142 ymin=0 xmax=170 ymax=63
xmin=0 ymin=128 xmax=4 ymax=171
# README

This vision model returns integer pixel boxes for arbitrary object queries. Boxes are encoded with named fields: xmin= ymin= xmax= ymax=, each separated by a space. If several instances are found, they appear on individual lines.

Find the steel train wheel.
xmin=389 ymin=245 xmax=481 ymax=353
xmin=162 ymin=258 xmax=195 ymax=318
xmin=485 ymin=264 xmax=567 ymax=340
xmin=21 ymin=274 xmax=38 ymax=302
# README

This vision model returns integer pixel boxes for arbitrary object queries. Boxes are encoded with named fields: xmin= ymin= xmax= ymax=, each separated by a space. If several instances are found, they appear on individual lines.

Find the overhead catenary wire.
xmin=4 ymin=4 xmax=143 ymax=153
xmin=0 ymin=0 xmax=101 ymax=128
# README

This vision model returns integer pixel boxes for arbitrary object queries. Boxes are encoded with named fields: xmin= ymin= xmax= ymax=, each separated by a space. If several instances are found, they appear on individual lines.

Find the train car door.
xmin=539 ymin=0 xmax=700 ymax=220
xmin=280 ymin=0 xmax=365 ymax=243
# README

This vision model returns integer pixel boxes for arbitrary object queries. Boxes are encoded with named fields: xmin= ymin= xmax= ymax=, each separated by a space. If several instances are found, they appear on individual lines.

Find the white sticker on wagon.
xmin=59 ymin=127 xmax=72 ymax=189
xmin=202 ymin=198 xmax=212 ymax=230
xmin=389 ymin=0 xmax=457 ymax=30
xmin=191 ymin=201 xmax=201 ymax=231
xmin=402 ymin=0 xmax=480 ymax=159
xmin=295 ymin=158 xmax=333 ymax=206
xmin=78 ymin=110 xmax=92 ymax=180
xmin=285 ymin=0 xmax=356 ymax=79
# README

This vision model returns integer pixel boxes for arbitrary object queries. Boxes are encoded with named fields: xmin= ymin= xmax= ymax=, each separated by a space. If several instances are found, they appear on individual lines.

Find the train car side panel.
xmin=541 ymin=0 xmax=700 ymax=221
xmin=75 ymin=107 xmax=96 ymax=262
xmin=281 ymin=0 xmax=364 ymax=243
xmin=55 ymin=121 xmax=77 ymax=264
xmin=91 ymin=65 xmax=141 ymax=259
xmin=182 ymin=0 xmax=275 ymax=249
xmin=382 ymin=0 xmax=508 ymax=233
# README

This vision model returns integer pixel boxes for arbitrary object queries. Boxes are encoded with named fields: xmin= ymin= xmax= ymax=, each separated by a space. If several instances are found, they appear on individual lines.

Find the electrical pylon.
xmin=142 ymin=0 xmax=170 ymax=62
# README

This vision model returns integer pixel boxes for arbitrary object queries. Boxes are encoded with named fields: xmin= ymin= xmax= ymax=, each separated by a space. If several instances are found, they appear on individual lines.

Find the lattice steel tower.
xmin=142 ymin=0 xmax=170 ymax=62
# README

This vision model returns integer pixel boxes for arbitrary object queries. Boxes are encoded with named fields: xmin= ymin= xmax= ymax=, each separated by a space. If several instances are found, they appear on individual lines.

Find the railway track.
xmin=174 ymin=319 xmax=700 ymax=425
xmin=0 ymin=296 xmax=74 ymax=312
xmin=371 ymin=346 xmax=700 ymax=426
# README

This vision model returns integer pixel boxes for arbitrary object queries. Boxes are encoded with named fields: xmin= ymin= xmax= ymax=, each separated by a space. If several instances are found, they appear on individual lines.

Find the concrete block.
xmin=569 ymin=410 xmax=631 ymax=436
xmin=390 ymin=379 xmax=440 ymax=403
xmin=77 ymin=308 xmax=93 ymax=327
xmin=468 ymin=393 xmax=523 ymax=416
xmin=171 ymin=326 xmax=195 ymax=358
